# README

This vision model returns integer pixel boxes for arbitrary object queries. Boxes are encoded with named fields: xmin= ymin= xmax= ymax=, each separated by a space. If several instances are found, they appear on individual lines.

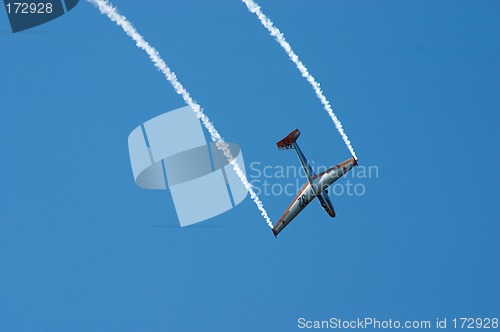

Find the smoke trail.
xmin=241 ymin=0 xmax=357 ymax=160
xmin=88 ymin=0 xmax=274 ymax=229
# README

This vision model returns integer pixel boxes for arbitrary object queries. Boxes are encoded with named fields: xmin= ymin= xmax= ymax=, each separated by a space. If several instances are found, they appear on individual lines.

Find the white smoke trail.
xmin=241 ymin=0 xmax=357 ymax=160
xmin=88 ymin=0 xmax=274 ymax=229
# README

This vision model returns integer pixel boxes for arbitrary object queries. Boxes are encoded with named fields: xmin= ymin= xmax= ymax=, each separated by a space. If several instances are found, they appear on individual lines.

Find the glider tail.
xmin=277 ymin=129 xmax=300 ymax=150
xmin=276 ymin=128 xmax=316 ymax=190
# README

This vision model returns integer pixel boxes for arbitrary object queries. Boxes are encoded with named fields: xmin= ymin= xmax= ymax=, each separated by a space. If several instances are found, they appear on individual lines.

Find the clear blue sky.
xmin=0 ymin=1 xmax=498 ymax=331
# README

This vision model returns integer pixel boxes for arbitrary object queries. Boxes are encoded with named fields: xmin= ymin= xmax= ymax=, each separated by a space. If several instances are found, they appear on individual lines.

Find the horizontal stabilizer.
xmin=277 ymin=129 xmax=300 ymax=150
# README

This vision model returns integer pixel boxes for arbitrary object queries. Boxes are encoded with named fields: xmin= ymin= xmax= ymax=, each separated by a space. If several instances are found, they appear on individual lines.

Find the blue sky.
xmin=0 ymin=1 xmax=498 ymax=331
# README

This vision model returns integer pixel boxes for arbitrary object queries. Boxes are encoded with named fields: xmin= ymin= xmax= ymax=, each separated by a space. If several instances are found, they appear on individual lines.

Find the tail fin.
xmin=277 ymin=129 xmax=300 ymax=150
xmin=277 ymin=128 xmax=316 ymax=192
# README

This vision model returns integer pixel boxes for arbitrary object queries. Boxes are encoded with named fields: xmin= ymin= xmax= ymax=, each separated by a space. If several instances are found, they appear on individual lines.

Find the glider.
xmin=272 ymin=129 xmax=358 ymax=237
